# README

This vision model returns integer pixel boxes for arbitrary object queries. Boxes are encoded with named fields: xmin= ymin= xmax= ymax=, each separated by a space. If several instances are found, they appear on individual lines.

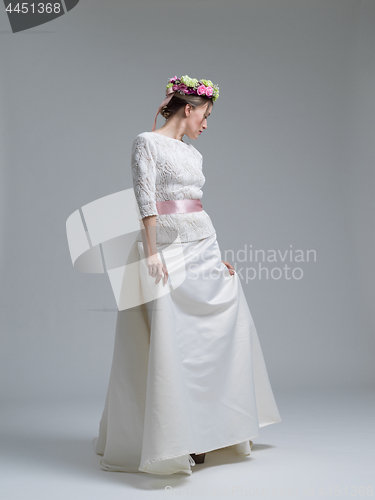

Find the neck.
xmin=157 ymin=117 xmax=187 ymax=141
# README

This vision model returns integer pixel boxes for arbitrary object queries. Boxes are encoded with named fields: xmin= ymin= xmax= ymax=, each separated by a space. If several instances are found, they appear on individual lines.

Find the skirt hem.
xmin=259 ymin=418 xmax=282 ymax=428
xmin=139 ymin=432 xmax=261 ymax=471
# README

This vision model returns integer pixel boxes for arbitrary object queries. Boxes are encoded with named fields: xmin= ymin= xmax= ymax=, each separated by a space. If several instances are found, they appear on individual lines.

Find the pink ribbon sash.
xmin=156 ymin=199 xmax=203 ymax=215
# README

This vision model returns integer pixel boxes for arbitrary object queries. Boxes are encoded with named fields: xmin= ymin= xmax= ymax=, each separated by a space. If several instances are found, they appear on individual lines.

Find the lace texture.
xmin=131 ymin=131 xmax=216 ymax=244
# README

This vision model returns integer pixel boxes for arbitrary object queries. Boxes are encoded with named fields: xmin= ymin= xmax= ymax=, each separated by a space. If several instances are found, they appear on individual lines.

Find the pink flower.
xmin=169 ymin=75 xmax=178 ymax=83
xmin=205 ymin=86 xmax=213 ymax=97
xmin=197 ymin=84 xmax=207 ymax=96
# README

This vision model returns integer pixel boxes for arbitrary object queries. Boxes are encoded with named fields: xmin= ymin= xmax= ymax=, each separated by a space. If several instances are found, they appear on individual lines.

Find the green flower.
xmin=201 ymin=79 xmax=214 ymax=88
xmin=166 ymin=82 xmax=173 ymax=89
xmin=180 ymin=75 xmax=197 ymax=87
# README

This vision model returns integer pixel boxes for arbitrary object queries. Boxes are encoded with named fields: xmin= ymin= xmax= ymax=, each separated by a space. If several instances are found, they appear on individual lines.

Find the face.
xmin=186 ymin=102 xmax=212 ymax=139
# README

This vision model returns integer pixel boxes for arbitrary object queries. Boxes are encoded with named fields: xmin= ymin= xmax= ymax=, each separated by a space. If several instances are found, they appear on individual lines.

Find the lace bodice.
xmin=131 ymin=131 xmax=216 ymax=244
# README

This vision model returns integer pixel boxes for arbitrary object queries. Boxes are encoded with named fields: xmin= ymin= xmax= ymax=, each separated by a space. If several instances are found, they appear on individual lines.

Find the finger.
xmin=222 ymin=261 xmax=234 ymax=271
xmin=155 ymin=264 xmax=164 ymax=284
xmin=163 ymin=267 xmax=169 ymax=285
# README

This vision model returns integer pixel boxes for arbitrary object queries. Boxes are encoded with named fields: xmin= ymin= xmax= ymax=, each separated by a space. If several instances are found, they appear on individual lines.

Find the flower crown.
xmin=166 ymin=75 xmax=219 ymax=102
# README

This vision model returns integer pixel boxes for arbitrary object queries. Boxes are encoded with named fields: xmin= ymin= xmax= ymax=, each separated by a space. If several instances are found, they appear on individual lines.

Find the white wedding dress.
xmin=93 ymin=132 xmax=282 ymax=475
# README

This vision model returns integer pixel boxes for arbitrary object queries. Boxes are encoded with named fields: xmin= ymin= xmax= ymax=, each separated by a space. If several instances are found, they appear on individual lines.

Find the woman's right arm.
xmin=131 ymin=136 xmax=168 ymax=285
xmin=142 ymin=214 xmax=168 ymax=285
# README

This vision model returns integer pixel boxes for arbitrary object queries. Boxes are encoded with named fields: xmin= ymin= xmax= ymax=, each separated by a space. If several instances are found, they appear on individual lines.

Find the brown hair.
xmin=160 ymin=93 xmax=214 ymax=120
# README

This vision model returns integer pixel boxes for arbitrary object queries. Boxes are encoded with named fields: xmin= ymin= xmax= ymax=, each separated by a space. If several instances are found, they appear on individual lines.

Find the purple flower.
xmin=173 ymin=83 xmax=188 ymax=93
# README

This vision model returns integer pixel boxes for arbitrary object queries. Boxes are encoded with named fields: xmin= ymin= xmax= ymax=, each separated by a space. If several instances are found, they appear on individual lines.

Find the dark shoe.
xmin=190 ymin=452 xmax=206 ymax=464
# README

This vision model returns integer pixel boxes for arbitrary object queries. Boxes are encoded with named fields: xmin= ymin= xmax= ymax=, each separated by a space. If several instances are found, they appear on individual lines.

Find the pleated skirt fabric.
xmin=93 ymin=232 xmax=282 ymax=475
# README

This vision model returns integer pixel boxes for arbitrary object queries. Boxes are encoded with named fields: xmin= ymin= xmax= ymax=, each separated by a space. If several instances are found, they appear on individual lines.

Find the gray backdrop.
xmin=1 ymin=0 xmax=374 ymax=404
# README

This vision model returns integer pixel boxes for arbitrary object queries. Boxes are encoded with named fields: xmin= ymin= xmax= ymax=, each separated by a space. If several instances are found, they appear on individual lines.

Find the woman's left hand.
xmin=222 ymin=261 xmax=235 ymax=276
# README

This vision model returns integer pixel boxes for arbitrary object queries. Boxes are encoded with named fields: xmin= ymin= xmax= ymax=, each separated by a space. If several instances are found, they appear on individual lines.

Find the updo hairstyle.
xmin=160 ymin=93 xmax=214 ymax=120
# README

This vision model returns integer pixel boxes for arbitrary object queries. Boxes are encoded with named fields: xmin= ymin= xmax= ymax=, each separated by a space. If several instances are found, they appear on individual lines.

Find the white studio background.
xmin=0 ymin=0 xmax=374 ymax=405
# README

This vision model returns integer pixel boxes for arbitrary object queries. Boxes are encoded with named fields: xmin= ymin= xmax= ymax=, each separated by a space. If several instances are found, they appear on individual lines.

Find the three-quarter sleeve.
xmin=131 ymin=135 xmax=159 ymax=219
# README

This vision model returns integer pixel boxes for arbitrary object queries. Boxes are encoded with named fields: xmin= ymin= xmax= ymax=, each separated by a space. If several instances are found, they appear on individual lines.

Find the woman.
xmin=94 ymin=75 xmax=282 ymax=476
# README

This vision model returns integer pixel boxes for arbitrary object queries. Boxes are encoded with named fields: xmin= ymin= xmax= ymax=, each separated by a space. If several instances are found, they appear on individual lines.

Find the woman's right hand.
xmin=147 ymin=254 xmax=169 ymax=286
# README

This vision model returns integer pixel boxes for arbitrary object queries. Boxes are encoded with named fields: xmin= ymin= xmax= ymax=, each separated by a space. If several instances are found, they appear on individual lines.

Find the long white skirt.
xmin=94 ymin=232 xmax=282 ymax=475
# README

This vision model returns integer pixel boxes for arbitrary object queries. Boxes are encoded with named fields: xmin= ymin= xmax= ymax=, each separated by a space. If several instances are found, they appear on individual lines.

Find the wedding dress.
xmin=93 ymin=131 xmax=282 ymax=475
